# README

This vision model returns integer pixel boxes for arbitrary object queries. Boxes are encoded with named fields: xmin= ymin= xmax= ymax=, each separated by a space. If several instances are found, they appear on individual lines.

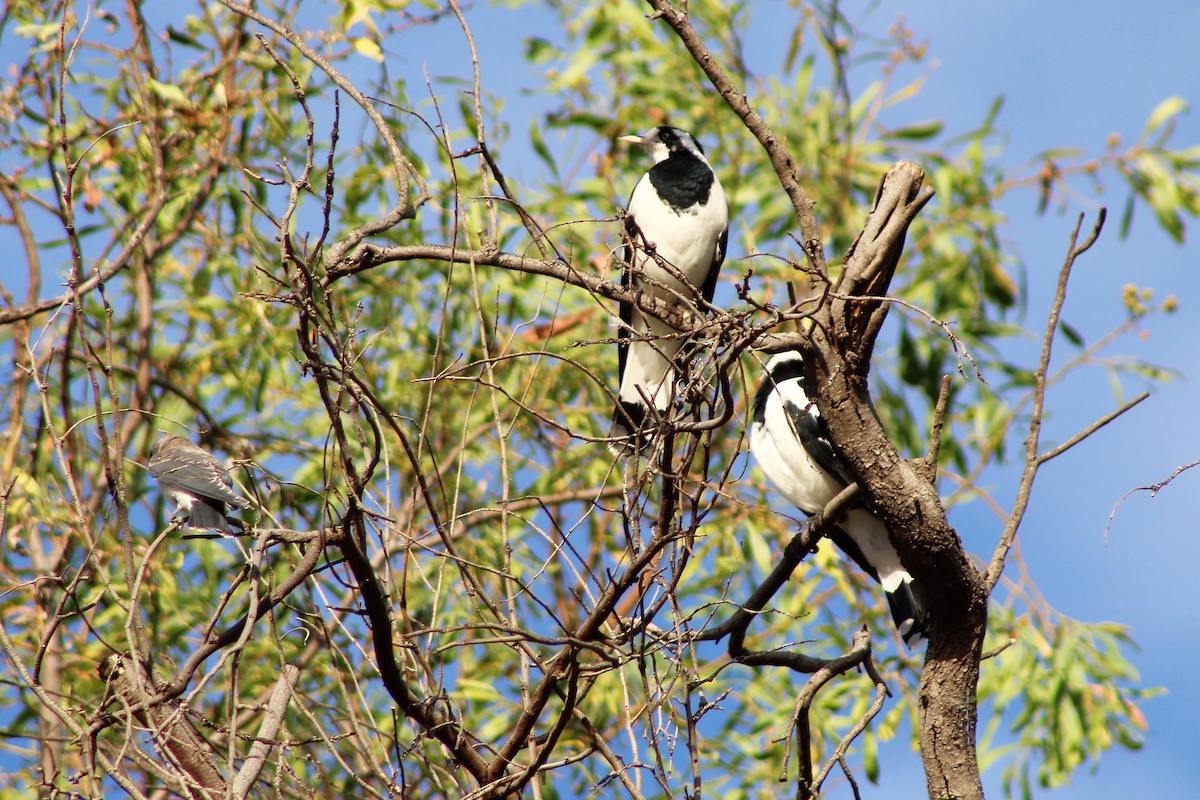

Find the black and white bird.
xmin=610 ymin=126 xmax=729 ymax=452
xmin=749 ymin=350 xmax=929 ymax=648
xmin=148 ymin=434 xmax=251 ymax=531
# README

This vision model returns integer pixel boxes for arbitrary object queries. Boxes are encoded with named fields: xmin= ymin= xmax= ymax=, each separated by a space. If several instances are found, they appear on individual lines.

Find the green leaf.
xmin=350 ymin=36 xmax=383 ymax=62
xmin=146 ymin=78 xmax=188 ymax=107
xmin=863 ymin=728 xmax=880 ymax=783
xmin=1144 ymin=95 xmax=1188 ymax=135
xmin=1058 ymin=320 xmax=1085 ymax=348
xmin=890 ymin=119 xmax=944 ymax=141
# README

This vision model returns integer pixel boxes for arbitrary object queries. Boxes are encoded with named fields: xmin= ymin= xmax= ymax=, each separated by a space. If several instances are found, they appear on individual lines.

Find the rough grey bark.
xmin=799 ymin=163 xmax=989 ymax=800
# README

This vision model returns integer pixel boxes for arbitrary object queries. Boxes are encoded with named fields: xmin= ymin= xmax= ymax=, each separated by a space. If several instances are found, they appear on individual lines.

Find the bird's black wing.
xmin=615 ymin=212 xmax=639 ymax=385
xmin=609 ymin=213 xmax=648 ymax=437
xmin=699 ymin=225 xmax=728 ymax=306
xmin=781 ymin=397 xmax=857 ymax=489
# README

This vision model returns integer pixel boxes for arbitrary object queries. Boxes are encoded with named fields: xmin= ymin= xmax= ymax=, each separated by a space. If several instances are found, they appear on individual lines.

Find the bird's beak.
xmin=618 ymin=134 xmax=645 ymax=145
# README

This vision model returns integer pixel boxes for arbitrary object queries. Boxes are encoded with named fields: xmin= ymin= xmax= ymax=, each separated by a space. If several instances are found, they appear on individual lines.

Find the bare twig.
xmin=983 ymin=209 xmax=1106 ymax=593
xmin=810 ymin=640 xmax=890 ymax=796
xmin=923 ymin=374 xmax=954 ymax=478
xmin=1105 ymin=459 xmax=1200 ymax=541
xmin=216 ymin=0 xmax=425 ymax=266
xmin=156 ymin=531 xmax=333 ymax=700
xmin=1037 ymin=391 xmax=1150 ymax=465
xmin=981 ymin=638 xmax=1017 ymax=661
xmin=789 ymin=627 xmax=877 ymax=798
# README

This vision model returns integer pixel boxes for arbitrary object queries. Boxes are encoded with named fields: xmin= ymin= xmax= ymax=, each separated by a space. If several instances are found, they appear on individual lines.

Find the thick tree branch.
xmin=822 ymin=161 xmax=934 ymax=370
xmin=796 ymin=163 xmax=991 ymax=800
xmin=644 ymin=0 xmax=826 ymax=273
xmin=99 ymin=656 xmax=225 ymax=800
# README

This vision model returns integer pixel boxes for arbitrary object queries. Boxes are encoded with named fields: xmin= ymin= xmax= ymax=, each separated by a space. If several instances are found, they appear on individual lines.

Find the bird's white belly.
xmin=750 ymin=421 xmax=844 ymax=514
xmin=628 ymin=179 xmax=726 ymax=293
xmin=634 ymin=222 xmax=720 ymax=289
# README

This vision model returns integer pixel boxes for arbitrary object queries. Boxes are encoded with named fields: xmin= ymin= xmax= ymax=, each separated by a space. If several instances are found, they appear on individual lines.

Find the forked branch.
xmin=983 ymin=210 xmax=1112 ymax=593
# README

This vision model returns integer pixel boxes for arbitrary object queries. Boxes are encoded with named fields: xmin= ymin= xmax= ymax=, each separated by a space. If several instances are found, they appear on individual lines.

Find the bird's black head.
xmin=654 ymin=126 xmax=705 ymax=155
xmin=751 ymin=350 xmax=809 ymax=423
xmin=765 ymin=350 xmax=807 ymax=386
xmin=622 ymin=126 xmax=707 ymax=165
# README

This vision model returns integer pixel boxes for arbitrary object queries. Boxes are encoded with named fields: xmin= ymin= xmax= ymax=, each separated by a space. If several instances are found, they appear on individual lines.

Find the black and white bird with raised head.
xmin=148 ymin=434 xmax=252 ymax=532
xmin=749 ymin=350 xmax=929 ymax=648
xmin=609 ymin=126 xmax=729 ymax=453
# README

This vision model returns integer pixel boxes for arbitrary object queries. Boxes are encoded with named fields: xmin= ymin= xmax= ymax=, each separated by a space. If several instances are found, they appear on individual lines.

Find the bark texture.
xmin=801 ymin=163 xmax=989 ymax=800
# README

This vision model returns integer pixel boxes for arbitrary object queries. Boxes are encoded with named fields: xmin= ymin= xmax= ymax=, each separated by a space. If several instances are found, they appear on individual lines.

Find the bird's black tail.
xmin=609 ymin=400 xmax=652 ymax=455
xmin=884 ymin=579 xmax=930 ymax=649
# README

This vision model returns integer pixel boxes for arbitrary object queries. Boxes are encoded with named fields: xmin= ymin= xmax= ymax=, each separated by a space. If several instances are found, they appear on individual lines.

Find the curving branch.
xmin=333 ymin=518 xmax=494 ymax=781
xmin=1105 ymin=458 xmax=1200 ymax=540
xmin=644 ymin=0 xmax=826 ymax=273
xmin=325 ymin=241 xmax=810 ymax=363
xmin=154 ymin=529 xmax=335 ymax=701
xmin=792 ymin=627 xmax=882 ymax=799
xmin=700 ymin=483 xmax=858 ymax=654
xmin=809 ymin=646 xmax=890 ymax=796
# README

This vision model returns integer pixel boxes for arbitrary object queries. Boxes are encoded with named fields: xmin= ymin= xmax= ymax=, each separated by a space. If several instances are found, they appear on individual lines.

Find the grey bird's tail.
xmin=184 ymin=498 xmax=234 ymax=531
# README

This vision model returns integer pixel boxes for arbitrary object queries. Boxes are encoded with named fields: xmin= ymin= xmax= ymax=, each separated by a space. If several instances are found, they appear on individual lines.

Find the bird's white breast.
xmin=749 ymin=386 xmax=844 ymax=514
xmin=627 ymin=175 xmax=727 ymax=292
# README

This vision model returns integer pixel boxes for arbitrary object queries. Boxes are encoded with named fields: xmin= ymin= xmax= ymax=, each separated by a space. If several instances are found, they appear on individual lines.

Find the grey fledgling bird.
xmin=148 ymin=434 xmax=251 ymax=531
